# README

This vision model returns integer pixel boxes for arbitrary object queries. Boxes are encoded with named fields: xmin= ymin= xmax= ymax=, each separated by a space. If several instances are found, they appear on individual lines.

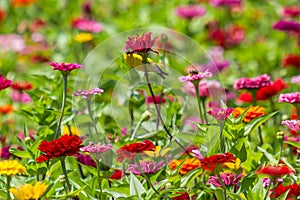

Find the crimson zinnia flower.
xmin=271 ymin=183 xmax=300 ymax=198
xmin=256 ymin=165 xmax=294 ymax=177
xmin=10 ymin=82 xmax=33 ymax=91
xmin=0 ymin=76 xmax=12 ymax=91
xmin=200 ymin=152 xmax=235 ymax=172
xmin=116 ymin=140 xmax=155 ymax=162
xmin=49 ymin=61 xmax=82 ymax=75
xmin=36 ymin=135 xmax=83 ymax=163
xmin=282 ymin=54 xmax=300 ymax=68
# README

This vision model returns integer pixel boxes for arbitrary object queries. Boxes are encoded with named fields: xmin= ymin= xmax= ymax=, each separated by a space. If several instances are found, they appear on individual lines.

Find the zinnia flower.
xmin=49 ymin=61 xmax=82 ymax=75
xmin=233 ymin=74 xmax=272 ymax=90
xmin=11 ymin=91 xmax=32 ymax=103
xmin=179 ymin=70 xmax=212 ymax=83
xmin=283 ymin=54 xmax=300 ymax=68
xmin=291 ymin=75 xmax=300 ymax=84
xmin=127 ymin=160 xmax=165 ymax=175
xmin=281 ymin=120 xmax=300 ymax=131
xmin=116 ymin=140 xmax=155 ymax=162
xmin=172 ymin=192 xmax=190 ymax=200
xmin=9 ymin=182 xmax=48 ymax=200
xmin=203 ymin=46 xmax=230 ymax=74
xmin=278 ymin=92 xmax=300 ymax=104
xmin=73 ymin=88 xmax=104 ymax=99
xmin=62 ymin=126 xmax=81 ymax=136
xmin=80 ymin=142 xmax=112 ymax=159
xmin=11 ymin=0 xmax=37 ymax=7
xmin=146 ymin=96 xmax=166 ymax=104
xmin=125 ymin=32 xmax=158 ymax=53
xmin=270 ymin=183 xmax=300 ymax=198
xmin=74 ymin=153 xmax=97 ymax=168
xmin=232 ymin=106 xmax=266 ymax=123
xmin=72 ymin=18 xmax=103 ymax=33
xmin=0 ymin=160 xmax=26 ymax=176
xmin=282 ymin=6 xmax=300 ymax=18
xmin=0 ymin=76 xmax=12 ymax=91
xmin=209 ymin=0 xmax=242 ymax=7
xmin=168 ymin=158 xmax=201 ymax=175
xmin=74 ymin=33 xmax=93 ymax=43
xmin=0 ymin=145 xmax=11 ymax=159
xmin=174 ymin=5 xmax=206 ymax=20
xmin=207 ymin=172 xmax=242 ymax=187
xmin=273 ymin=20 xmax=300 ymax=32
xmin=0 ymin=104 xmax=14 ymax=114
xmin=110 ymin=170 xmax=124 ymax=180
xmin=182 ymin=79 xmax=222 ymax=98
xmin=256 ymin=165 xmax=294 ymax=177
xmin=200 ymin=152 xmax=235 ymax=172
xmin=207 ymin=107 xmax=234 ymax=120
xmin=36 ymin=135 xmax=83 ymax=163
xmin=10 ymin=82 xmax=33 ymax=91
xmin=0 ymin=34 xmax=25 ymax=52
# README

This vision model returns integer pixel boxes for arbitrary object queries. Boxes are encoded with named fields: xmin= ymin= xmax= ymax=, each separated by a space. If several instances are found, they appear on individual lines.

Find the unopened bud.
xmin=277 ymin=131 xmax=284 ymax=141
xmin=141 ymin=110 xmax=152 ymax=122
xmin=24 ymin=136 xmax=31 ymax=143
xmin=59 ymin=175 xmax=66 ymax=183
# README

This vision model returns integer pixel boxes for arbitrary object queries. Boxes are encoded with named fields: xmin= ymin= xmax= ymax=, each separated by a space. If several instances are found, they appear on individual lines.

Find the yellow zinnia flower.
xmin=74 ymin=33 xmax=93 ymax=43
xmin=63 ymin=126 xmax=81 ymax=136
xmin=144 ymin=146 xmax=170 ymax=158
xmin=0 ymin=160 xmax=26 ymax=176
xmin=10 ymin=182 xmax=48 ymax=200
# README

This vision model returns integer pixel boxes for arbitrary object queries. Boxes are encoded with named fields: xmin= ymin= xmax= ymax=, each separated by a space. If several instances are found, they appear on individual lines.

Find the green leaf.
xmin=257 ymin=146 xmax=277 ymax=164
xmin=129 ymin=173 xmax=146 ymax=198
xmin=284 ymin=141 xmax=300 ymax=149
xmin=180 ymin=167 xmax=202 ymax=187
xmin=9 ymin=148 xmax=31 ymax=159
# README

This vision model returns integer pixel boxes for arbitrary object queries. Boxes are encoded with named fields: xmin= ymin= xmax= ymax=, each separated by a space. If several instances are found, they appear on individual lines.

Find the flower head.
xmin=10 ymin=82 xmax=33 ymax=91
xmin=273 ymin=20 xmax=300 ymax=32
xmin=0 ymin=104 xmax=14 ymax=114
xmin=125 ymin=32 xmax=158 ymax=53
xmin=174 ymin=5 xmax=206 ymax=20
xmin=168 ymin=158 xmax=201 ymax=175
xmin=0 ymin=76 xmax=12 ymax=91
xmin=182 ymin=79 xmax=222 ymax=98
xmin=80 ymin=142 xmax=112 ymax=154
xmin=282 ymin=6 xmax=300 ymax=18
xmin=9 ymin=182 xmax=48 ymax=200
xmin=209 ymin=0 xmax=242 ymax=7
xmin=291 ymin=75 xmax=300 ymax=84
xmin=234 ymin=74 xmax=272 ymax=90
xmin=270 ymin=183 xmax=300 ymax=198
xmin=0 ymin=34 xmax=25 ymax=53
xmin=207 ymin=173 xmax=242 ymax=187
xmin=283 ymin=55 xmax=300 ymax=68
xmin=127 ymin=160 xmax=165 ymax=175
xmin=200 ymin=152 xmax=235 ymax=172
xmin=73 ymin=88 xmax=104 ymax=99
xmin=179 ymin=69 xmax=212 ymax=83
xmin=281 ymin=120 xmax=300 ymax=131
xmin=74 ymin=153 xmax=96 ymax=168
xmin=110 ymin=170 xmax=124 ymax=180
xmin=116 ymin=140 xmax=155 ymax=162
xmin=49 ymin=61 xmax=82 ymax=75
xmin=74 ymin=33 xmax=93 ymax=43
xmin=0 ymin=145 xmax=11 ymax=159
xmin=72 ymin=18 xmax=103 ymax=33
xmin=11 ymin=0 xmax=37 ymax=7
xmin=232 ymin=106 xmax=266 ymax=123
xmin=12 ymin=91 xmax=32 ymax=103
xmin=256 ymin=165 xmax=294 ymax=177
xmin=207 ymin=107 xmax=234 ymax=120
xmin=0 ymin=160 xmax=26 ymax=176
xmin=36 ymin=135 xmax=83 ymax=163
xmin=278 ymin=92 xmax=300 ymax=104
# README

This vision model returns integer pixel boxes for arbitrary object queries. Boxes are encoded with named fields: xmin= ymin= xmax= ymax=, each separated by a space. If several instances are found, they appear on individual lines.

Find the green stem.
xmin=86 ymin=99 xmax=100 ymax=142
xmin=54 ymin=75 xmax=68 ymax=139
xmin=251 ymin=90 xmax=257 ymax=106
xmin=278 ymin=141 xmax=283 ymax=165
xmin=195 ymin=84 xmax=205 ymax=124
xmin=216 ymin=173 xmax=227 ymax=200
xmin=96 ymin=160 xmax=103 ymax=200
xmin=295 ymin=104 xmax=300 ymax=119
xmin=258 ymin=126 xmax=263 ymax=145
xmin=219 ymin=122 xmax=225 ymax=152
xmin=6 ymin=176 xmax=11 ymax=200
xmin=60 ymin=158 xmax=71 ymax=194
xmin=130 ymin=118 xmax=143 ymax=141
xmin=201 ymin=97 xmax=208 ymax=124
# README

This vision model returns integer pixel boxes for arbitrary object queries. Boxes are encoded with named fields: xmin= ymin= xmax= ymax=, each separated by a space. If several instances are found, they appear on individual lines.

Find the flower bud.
xmin=277 ymin=131 xmax=284 ymax=141
xmin=141 ymin=110 xmax=152 ymax=122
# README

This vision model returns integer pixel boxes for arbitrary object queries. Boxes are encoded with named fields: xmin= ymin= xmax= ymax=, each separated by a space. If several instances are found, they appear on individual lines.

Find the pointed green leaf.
xmin=129 ymin=173 xmax=146 ymax=198
xmin=257 ymin=146 xmax=277 ymax=164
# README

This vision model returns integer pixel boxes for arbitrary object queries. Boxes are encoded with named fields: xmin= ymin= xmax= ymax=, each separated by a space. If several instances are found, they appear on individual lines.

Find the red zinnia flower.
xmin=283 ymin=55 xmax=300 ymax=68
xmin=172 ymin=192 xmax=190 ymax=200
xmin=36 ymin=135 xmax=83 ymax=163
xmin=110 ymin=170 xmax=124 ymax=180
xmin=116 ymin=140 xmax=155 ymax=162
xmin=256 ymin=165 xmax=294 ymax=177
xmin=146 ymin=96 xmax=166 ymax=104
xmin=200 ymin=152 xmax=235 ymax=172
xmin=0 ymin=76 xmax=12 ymax=91
xmin=10 ymin=82 xmax=33 ymax=91
xmin=271 ymin=183 xmax=300 ymax=198
xmin=0 ymin=9 xmax=5 ymax=21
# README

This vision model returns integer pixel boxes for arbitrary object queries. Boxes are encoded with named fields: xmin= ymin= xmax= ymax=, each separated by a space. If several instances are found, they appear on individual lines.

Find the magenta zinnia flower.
xmin=207 ymin=107 xmax=234 ymax=120
xmin=74 ymin=153 xmax=97 ymax=168
xmin=234 ymin=74 xmax=272 ymax=90
xmin=73 ymin=88 xmax=104 ymax=99
xmin=281 ymin=120 xmax=300 ymax=131
xmin=179 ymin=69 xmax=212 ymax=83
xmin=174 ymin=5 xmax=206 ymax=20
xmin=127 ymin=160 xmax=165 ymax=175
xmin=282 ymin=6 xmax=300 ymax=18
xmin=80 ymin=142 xmax=113 ymax=154
xmin=203 ymin=46 xmax=230 ymax=74
xmin=278 ymin=92 xmax=300 ymax=104
xmin=209 ymin=0 xmax=242 ymax=7
xmin=0 ymin=76 xmax=12 ymax=91
xmin=49 ymin=62 xmax=82 ymax=75
xmin=291 ymin=75 xmax=300 ymax=84
xmin=125 ymin=32 xmax=158 ymax=53
xmin=72 ymin=18 xmax=103 ymax=33
xmin=207 ymin=173 xmax=242 ymax=187
xmin=273 ymin=20 xmax=300 ymax=33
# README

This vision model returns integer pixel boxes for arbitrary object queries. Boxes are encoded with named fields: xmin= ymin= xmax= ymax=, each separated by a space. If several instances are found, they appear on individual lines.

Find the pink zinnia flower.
xmin=273 ymin=20 xmax=300 ymax=33
xmin=278 ymin=92 xmax=300 ymax=104
xmin=282 ymin=6 xmax=300 ymax=18
xmin=11 ymin=91 xmax=32 ymax=103
xmin=127 ymin=160 xmax=165 ymax=175
xmin=73 ymin=88 xmax=104 ymax=99
xmin=179 ymin=69 xmax=212 ymax=83
xmin=203 ymin=46 xmax=230 ymax=74
xmin=125 ymin=32 xmax=158 ymax=53
xmin=80 ymin=142 xmax=113 ymax=154
xmin=146 ymin=96 xmax=166 ymax=104
xmin=291 ymin=75 xmax=300 ymax=84
xmin=207 ymin=173 xmax=242 ymax=187
xmin=0 ymin=34 xmax=25 ymax=52
xmin=49 ymin=62 xmax=82 ymax=74
xmin=0 ymin=76 xmax=12 ymax=91
xmin=281 ymin=120 xmax=300 ymax=131
xmin=174 ymin=5 xmax=206 ymax=20
xmin=182 ymin=79 xmax=223 ymax=98
xmin=207 ymin=107 xmax=234 ymax=120
xmin=72 ymin=18 xmax=103 ymax=33
xmin=210 ymin=0 xmax=241 ymax=7
xmin=234 ymin=74 xmax=272 ymax=90
xmin=74 ymin=153 xmax=96 ymax=168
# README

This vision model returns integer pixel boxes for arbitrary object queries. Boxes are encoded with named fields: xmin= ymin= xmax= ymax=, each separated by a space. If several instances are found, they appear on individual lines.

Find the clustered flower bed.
xmin=0 ymin=0 xmax=300 ymax=199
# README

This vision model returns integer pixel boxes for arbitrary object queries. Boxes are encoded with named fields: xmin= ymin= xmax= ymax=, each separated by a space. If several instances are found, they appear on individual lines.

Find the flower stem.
xmin=6 ymin=176 xmax=11 ymax=200
xmin=86 ymin=99 xmax=100 ymax=142
xmin=130 ymin=118 xmax=143 ymax=141
xmin=195 ymin=84 xmax=205 ymax=124
xmin=60 ymin=158 xmax=71 ymax=194
xmin=278 ymin=141 xmax=283 ymax=165
xmin=219 ymin=122 xmax=225 ymax=152
xmin=216 ymin=173 xmax=227 ymax=200
xmin=258 ymin=126 xmax=263 ymax=145
xmin=201 ymin=97 xmax=208 ymax=123
xmin=96 ymin=160 xmax=103 ymax=200
xmin=54 ymin=75 xmax=68 ymax=139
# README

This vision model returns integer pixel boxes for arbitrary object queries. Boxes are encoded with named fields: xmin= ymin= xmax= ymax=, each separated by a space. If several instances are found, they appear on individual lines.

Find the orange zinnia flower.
xmin=169 ymin=158 xmax=201 ymax=175
xmin=232 ymin=106 xmax=266 ymax=123
xmin=11 ymin=0 xmax=37 ymax=7
xmin=0 ymin=104 xmax=14 ymax=114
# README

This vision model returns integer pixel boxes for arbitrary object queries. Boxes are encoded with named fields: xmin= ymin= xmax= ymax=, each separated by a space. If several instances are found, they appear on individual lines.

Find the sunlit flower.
xmin=169 ymin=158 xmax=201 ymax=175
xmin=9 ymin=182 xmax=48 ymax=200
xmin=234 ymin=74 xmax=272 ymax=90
xmin=72 ymin=18 xmax=103 ymax=33
xmin=179 ymin=70 xmax=212 ymax=83
xmin=0 ymin=76 xmax=12 ymax=91
xmin=281 ymin=120 xmax=300 ymax=131
xmin=125 ymin=32 xmax=158 ymax=53
xmin=207 ymin=172 xmax=242 ymax=187
xmin=207 ymin=107 xmax=234 ymax=120
xmin=0 ymin=160 xmax=26 ymax=176
xmin=62 ymin=126 xmax=82 ymax=136
xmin=73 ymin=88 xmax=104 ymax=99
xmin=36 ymin=135 xmax=83 ymax=163
xmin=74 ymin=153 xmax=96 ymax=168
xmin=270 ymin=183 xmax=300 ymax=198
xmin=49 ymin=61 xmax=82 ymax=73
xmin=232 ymin=106 xmax=266 ymax=123
xmin=273 ymin=20 xmax=300 ymax=32
xmin=74 ymin=33 xmax=93 ymax=43
xmin=283 ymin=54 xmax=300 ymax=68
xmin=127 ymin=160 xmax=165 ymax=175
xmin=209 ymin=0 xmax=242 ymax=7
xmin=116 ymin=140 xmax=155 ymax=162
xmin=256 ymin=165 xmax=294 ymax=177
xmin=11 ymin=0 xmax=37 ymax=7
xmin=174 ymin=5 xmax=206 ymax=20
xmin=200 ymin=152 xmax=235 ymax=172
xmin=278 ymin=92 xmax=300 ymax=104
